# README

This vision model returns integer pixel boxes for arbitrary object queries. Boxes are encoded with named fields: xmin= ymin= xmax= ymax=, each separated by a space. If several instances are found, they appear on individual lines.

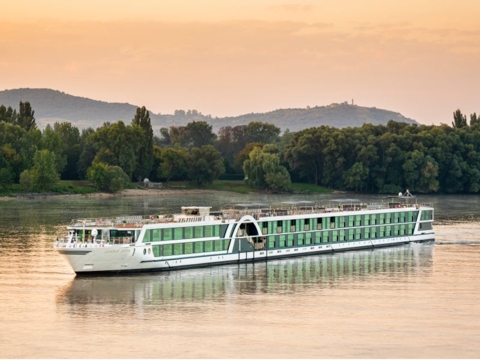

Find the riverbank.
xmin=0 ymin=188 xmax=229 ymax=201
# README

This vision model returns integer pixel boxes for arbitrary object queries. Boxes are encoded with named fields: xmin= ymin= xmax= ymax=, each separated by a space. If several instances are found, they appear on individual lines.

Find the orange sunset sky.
xmin=1 ymin=0 xmax=479 ymax=125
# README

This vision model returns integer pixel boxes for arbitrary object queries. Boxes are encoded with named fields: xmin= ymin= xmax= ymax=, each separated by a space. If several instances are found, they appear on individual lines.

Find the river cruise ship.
xmin=54 ymin=193 xmax=434 ymax=274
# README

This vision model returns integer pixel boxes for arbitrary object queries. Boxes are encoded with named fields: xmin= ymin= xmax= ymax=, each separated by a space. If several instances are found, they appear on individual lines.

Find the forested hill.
xmin=0 ymin=88 xmax=419 ymax=131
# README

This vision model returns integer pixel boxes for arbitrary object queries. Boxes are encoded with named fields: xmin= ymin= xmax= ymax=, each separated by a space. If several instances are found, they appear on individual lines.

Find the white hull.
xmin=58 ymin=232 xmax=434 ymax=274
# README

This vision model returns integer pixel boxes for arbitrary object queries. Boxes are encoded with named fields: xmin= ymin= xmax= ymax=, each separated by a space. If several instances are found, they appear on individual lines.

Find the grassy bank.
xmin=0 ymin=179 xmax=332 ymax=197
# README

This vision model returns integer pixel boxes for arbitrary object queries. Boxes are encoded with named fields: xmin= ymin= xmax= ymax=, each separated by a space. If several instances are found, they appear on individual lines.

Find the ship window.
xmin=173 ymin=243 xmax=183 ymax=255
xmin=386 ymin=226 xmax=391 ymax=236
xmin=163 ymin=228 xmax=172 ymax=241
xmin=173 ymin=228 xmax=183 ymax=240
xmin=279 ymin=235 xmax=286 ymax=247
xmin=340 ymin=230 xmax=345 ymax=241
xmin=322 ymin=231 xmax=328 ymax=243
xmin=356 ymin=229 xmax=361 ymax=240
xmin=184 ymin=242 xmax=194 ymax=254
xmin=317 ymin=218 xmax=322 ymax=230
xmin=163 ymin=244 xmax=173 ymax=256
xmin=214 ymin=240 xmax=223 ymax=251
xmin=194 ymin=226 xmax=203 ymax=238
xmin=356 ymin=215 xmax=361 ymax=226
xmin=364 ymin=228 xmax=370 ymax=239
xmin=380 ymin=226 xmax=385 ymax=238
xmin=287 ymin=234 xmax=294 ymax=247
xmin=371 ymin=227 xmax=377 ymax=239
xmin=204 ymin=225 xmax=213 ymax=237
xmin=152 ymin=229 xmax=161 ymax=242
xmin=364 ymin=215 xmax=370 ymax=226
xmin=332 ymin=230 xmax=338 ymax=242
xmin=223 ymin=239 xmax=231 ymax=250
xmin=290 ymin=220 xmax=296 ymax=232
xmin=143 ymin=230 xmax=151 ymax=243
xmin=184 ymin=227 xmax=193 ymax=239
xmin=219 ymin=225 xmax=227 ymax=237
xmin=298 ymin=233 xmax=304 ymax=245
xmin=371 ymin=215 xmax=377 ymax=225
xmin=194 ymin=241 xmax=204 ymax=253
xmin=205 ymin=240 xmax=214 ymax=252
xmin=304 ymin=219 xmax=310 ymax=231
xmin=153 ymin=245 xmax=161 ymax=257
xmin=348 ymin=229 xmax=354 ymax=241
xmin=305 ymin=233 xmax=312 ymax=245
xmin=330 ymin=217 xmax=335 ymax=229
xmin=268 ymin=236 xmax=276 ymax=249
xmin=386 ymin=213 xmax=392 ymax=223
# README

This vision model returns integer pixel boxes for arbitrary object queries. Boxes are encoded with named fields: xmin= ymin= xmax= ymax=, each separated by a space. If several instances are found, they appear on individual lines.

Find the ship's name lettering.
xmin=105 ymin=249 xmax=130 ymax=254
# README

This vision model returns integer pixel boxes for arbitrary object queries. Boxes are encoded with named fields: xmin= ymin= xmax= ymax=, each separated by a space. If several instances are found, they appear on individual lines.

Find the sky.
xmin=1 ymin=0 xmax=479 ymax=124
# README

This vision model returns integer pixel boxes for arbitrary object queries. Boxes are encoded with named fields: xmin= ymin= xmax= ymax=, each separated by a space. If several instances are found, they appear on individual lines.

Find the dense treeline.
xmin=1 ymin=101 xmax=479 ymax=194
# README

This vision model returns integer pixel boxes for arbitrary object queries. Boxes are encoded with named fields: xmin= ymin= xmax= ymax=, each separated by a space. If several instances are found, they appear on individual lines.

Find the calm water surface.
xmin=0 ymin=193 xmax=479 ymax=358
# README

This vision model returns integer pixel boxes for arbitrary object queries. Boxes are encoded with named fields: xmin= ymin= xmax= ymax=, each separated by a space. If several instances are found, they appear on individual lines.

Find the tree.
xmin=132 ymin=106 xmax=154 ymax=181
xmin=157 ymin=147 xmax=190 ymax=181
xmin=0 ymin=167 xmax=13 ymax=189
xmin=243 ymin=144 xmax=291 ymax=191
xmin=54 ymin=122 xmax=82 ymax=180
xmin=19 ymin=170 xmax=35 ymax=191
xmin=452 ymin=109 xmax=468 ymax=128
xmin=42 ymin=125 xmax=67 ymax=174
xmin=87 ymin=162 xmax=130 ymax=193
xmin=31 ymin=149 xmax=60 ymax=190
xmin=185 ymin=121 xmax=217 ymax=148
xmin=233 ymin=142 xmax=264 ymax=174
xmin=343 ymin=162 xmax=369 ymax=191
xmin=16 ymin=101 xmax=37 ymax=131
xmin=246 ymin=122 xmax=281 ymax=144
xmin=188 ymin=145 xmax=225 ymax=185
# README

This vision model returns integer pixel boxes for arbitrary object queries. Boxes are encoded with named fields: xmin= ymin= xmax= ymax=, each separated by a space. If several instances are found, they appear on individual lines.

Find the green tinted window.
xmin=184 ymin=227 xmax=193 ymax=239
xmin=173 ymin=243 xmax=183 ymax=255
xmin=152 ymin=229 xmax=161 ymax=242
xmin=184 ymin=242 xmax=193 ymax=254
xmin=194 ymin=241 xmax=203 ymax=253
xmin=163 ymin=244 xmax=172 ymax=256
xmin=268 ymin=236 xmax=276 ymax=248
xmin=173 ymin=228 xmax=183 ymax=240
xmin=163 ymin=228 xmax=172 ymax=240
xmin=194 ymin=226 xmax=203 ymax=238
xmin=205 ymin=240 xmax=213 ymax=252
xmin=143 ymin=230 xmax=151 ymax=243
xmin=153 ymin=245 xmax=161 ymax=257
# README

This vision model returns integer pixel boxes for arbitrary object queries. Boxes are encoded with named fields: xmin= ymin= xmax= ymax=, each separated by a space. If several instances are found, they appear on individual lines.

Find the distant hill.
xmin=0 ymin=88 xmax=419 ymax=132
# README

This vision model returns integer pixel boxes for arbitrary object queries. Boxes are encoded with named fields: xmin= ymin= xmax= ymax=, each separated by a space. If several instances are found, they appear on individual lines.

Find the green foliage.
xmin=452 ymin=109 xmax=468 ymax=128
xmin=16 ymin=101 xmax=37 ymax=131
xmin=87 ymin=162 xmax=130 ymax=193
xmin=0 ymin=167 xmax=13 ymax=189
xmin=188 ymin=145 xmax=225 ymax=185
xmin=19 ymin=170 xmax=35 ymax=191
xmin=32 ymin=149 xmax=60 ymax=190
xmin=156 ymin=147 xmax=190 ymax=181
xmin=132 ymin=106 xmax=154 ymax=181
xmin=243 ymin=144 xmax=291 ymax=192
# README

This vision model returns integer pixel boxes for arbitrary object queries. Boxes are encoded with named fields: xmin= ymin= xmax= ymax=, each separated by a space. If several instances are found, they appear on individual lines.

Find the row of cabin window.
xmin=260 ymin=211 xmax=419 ymax=234
xmin=152 ymin=239 xmax=231 ymax=257
xmin=265 ymin=224 xmax=416 ymax=248
xmin=143 ymin=224 xmax=229 ymax=242
xmin=152 ymin=223 xmax=416 ymax=256
xmin=420 ymin=210 xmax=434 ymax=221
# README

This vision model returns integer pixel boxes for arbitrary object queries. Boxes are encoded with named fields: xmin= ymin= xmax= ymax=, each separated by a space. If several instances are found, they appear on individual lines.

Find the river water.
xmin=0 ymin=193 xmax=479 ymax=358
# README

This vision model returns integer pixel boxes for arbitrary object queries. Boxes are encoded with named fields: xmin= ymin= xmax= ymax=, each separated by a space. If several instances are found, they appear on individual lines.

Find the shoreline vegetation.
xmin=0 ymin=180 xmax=333 ymax=202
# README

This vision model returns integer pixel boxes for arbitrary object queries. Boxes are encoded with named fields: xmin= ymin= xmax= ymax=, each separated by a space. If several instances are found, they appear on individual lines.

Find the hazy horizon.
xmin=1 ymin=0 xmax=479 ymax=125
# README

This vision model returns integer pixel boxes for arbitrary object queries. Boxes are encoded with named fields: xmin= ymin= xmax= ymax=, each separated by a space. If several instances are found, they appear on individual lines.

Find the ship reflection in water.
xmin=57 ymin=244 xmax=433 ymax=310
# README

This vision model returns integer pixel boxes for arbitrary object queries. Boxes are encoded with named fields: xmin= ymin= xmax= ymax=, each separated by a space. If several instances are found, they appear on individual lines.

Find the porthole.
xmin=143 ymin=248 xmax=146 ymax=255
xmin=148 ymin=248 xmax=151 ymax=254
